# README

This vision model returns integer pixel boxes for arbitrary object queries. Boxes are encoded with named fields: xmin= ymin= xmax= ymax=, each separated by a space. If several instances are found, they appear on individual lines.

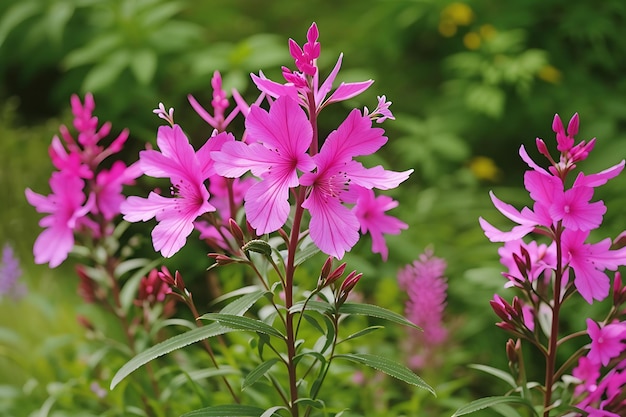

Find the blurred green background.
xmin=2 ymin=0 xmax=626 ymax=415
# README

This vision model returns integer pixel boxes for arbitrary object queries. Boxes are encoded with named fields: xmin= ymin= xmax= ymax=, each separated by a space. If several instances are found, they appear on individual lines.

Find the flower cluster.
xmin=478 ymin=113 xmax=626 ymax=416
xmin=122 ymin=23 xmax=411 ymax=261
xmin=0 ymin=244 xmax=26 ymax=300
xmin=398 ymin=249 xmax=448 ymax=369
xmin=25 ymin=94 xmax=139 ymax=267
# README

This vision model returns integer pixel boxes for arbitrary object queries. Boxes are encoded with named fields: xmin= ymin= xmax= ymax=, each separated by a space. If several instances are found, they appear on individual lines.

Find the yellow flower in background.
xmin=538 ymin=65 xmax=562 ymax=84
xmin=469 ymin=156 xmax=501 ymax=182
xmin=463 ymin=32 xmax=481 ymax=50
xmin=439 ymin=2 xmax=474 ymax=37
xmin=442 ymin=2 xmax=474 ymax=26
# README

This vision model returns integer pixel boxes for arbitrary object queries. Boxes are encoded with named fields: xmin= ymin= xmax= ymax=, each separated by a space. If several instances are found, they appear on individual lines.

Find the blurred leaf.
xmin=468 ymin=364 xmax=516 ymax=388
xmin=0 ymin=1 xmax=40 ymax=47
xmin=82 ymin=50 xmax=130 ymax=92
xmin=180 ymin=404 xmax=267 ymax=417
xmin=338 ymin=325 xmax=384 ymax=343
xmin=130 ymin=48 xmax=157 ymax=85
xmin=45 ymin=1 xmax=74 ymax=45
xmin=63 ymin=33 xmax=122 ymax=68
xmin=335 ymin=353 xmax=434 ymax=395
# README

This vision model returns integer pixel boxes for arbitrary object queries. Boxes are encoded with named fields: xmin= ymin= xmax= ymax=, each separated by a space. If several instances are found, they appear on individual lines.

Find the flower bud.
xmin=228 ymin=218 xmax=245 ymax=247
xmin=567 ymin=113 xmax=579 ymax=137
xmin=505 ymin=338 xmax=520 ymax=365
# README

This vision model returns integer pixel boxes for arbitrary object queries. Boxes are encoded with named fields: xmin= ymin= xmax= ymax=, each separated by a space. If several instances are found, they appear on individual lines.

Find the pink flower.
xmin=251 ymin=23 xmax=373 ymax=113
xmin=573 ymin=356 xmax=601 ymax=397
xmin=94 ymin=161 xmax=141 ymax=221
xmin=212 ymin=96 xmax=315 ymax=234
xmin=562 ymin=229 xmax=626 ymax=303
xmin=25 ymin=171 xmax=94 ymax=267
xmin=498 ymin=239 xmax=556 ymax=286
xmin=121 ymin=125 xmax=228 ymax=257
xmin=300 ymin=110 xmax=411 ymax=258
xmin=586 ymin=319 xmax=626 ymax=366
xmin=398 ymin=250 xmax=448 ymax=345
xmin=351 ymin=186 xmax=407 ymax=261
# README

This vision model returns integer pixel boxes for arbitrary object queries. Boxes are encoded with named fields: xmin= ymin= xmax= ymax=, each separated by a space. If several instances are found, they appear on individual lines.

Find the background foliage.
xmin=2 ymin=0 xmax=626 ymax=416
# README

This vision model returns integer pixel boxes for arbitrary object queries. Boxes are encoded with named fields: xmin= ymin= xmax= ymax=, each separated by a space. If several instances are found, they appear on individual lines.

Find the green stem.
xmin=284 ymin=187 xmax=307 ymax=417
xmin=543 ymin=225 xmax=563 ymax=417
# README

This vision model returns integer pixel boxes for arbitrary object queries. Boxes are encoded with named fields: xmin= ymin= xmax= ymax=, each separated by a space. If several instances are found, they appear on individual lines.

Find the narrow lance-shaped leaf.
xmin=180 ymin=404 xmax=267 ymax=417
xmin=111 ymin=290 xmax=267 ymax=389
xmin=451 ymin=396 xmax=539 ymax=417
xmin=200 ymin=313 xmax=285 ymax=339
xmin=242 ymin=357 xmax=281 ymax=390
xmin=338 ymin=302 xmax=421 ymax=329
xmin=335 ymin=353 xmax=434 ymax=395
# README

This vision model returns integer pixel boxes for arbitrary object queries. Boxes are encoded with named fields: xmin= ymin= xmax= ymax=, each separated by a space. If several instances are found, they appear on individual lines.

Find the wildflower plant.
xmin=454 ymin=114 xmax=626 ymax=417
xmin=26 ymin=23 xmax=432 ymax=416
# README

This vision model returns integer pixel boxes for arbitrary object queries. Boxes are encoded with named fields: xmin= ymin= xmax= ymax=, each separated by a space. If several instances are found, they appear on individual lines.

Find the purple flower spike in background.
xmin=0 ymin=244 xmax=26 ymax=300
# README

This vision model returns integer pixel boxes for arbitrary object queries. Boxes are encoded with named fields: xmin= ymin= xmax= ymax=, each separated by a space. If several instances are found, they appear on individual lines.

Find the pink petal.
xmin=251 ymin=71 xmax=300 ymax=101
xmin=316 ymin=53 xmax=344 ymax=107
xmin=479 ymin=217 xmax=535 ymax=242
xmin=302 ymin=189 xmax=360 ymax=259
xmin=320 ymin=109 xmax=387 ymax=162
xmin=151 ymin=212 xmax=197 ymax=257
xmin=347 ymin=162 xmax=412 ymax=190
xmin=33 ymin=226 xmax=74 ymax=268
xmin=121 ymin=193 xmax=172 ymax=222
xmin=244 ymin=178 xmax=291 ymax=234
xmin=325 ymin=80 xmax=374 ymax=106
xmin=573 ymin=160 xmax=625 ymax=188
xmin=519 ymin=145 xmax=549 ymax=175
xmin=489 ymin=191 xmax=536 ymax=226
xmin=212 ymin=141 xmax=278 ymax=178
xmin=196 ymin=131 xmax=234 ymax=178
xmin=572 ymin=259 xmax=610 ymax=304
xmin=246 ymin=96 xmax=313 ymax=160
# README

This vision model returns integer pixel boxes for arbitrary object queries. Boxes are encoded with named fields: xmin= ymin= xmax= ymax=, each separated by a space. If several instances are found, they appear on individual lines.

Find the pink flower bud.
xmin=567 ymin=112 xmax=579 ymax=137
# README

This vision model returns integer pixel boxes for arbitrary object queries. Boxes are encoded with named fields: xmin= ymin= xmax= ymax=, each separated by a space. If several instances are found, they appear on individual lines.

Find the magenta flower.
xmin=251 ymin=23 xmax=373 ymax=113
xmin=573 ymin=356 xmax=601 ymax=397
xmin=562 ymin=229 xmax=626 ymax=303
xmin=586 ymin=319 xmax=626 ymax=367
xmin=398 ymin=250 xmax=448 ymax=360
xmin=351 ymin=186 xmax=407 ymax=261
xmin=25 ymin=171 xmax=94 ymax=267
xmin=121 ymin=125 xmax=229 ymax=257
xmin=300 ymin=110 xmax=411 ymax=258
xmin=498 ymin=239 xmax=556 ymax=287
xmin=212 ymin=96 xmax=315 ymax=234
xmin=94 ymin=161 xmax=141 ymax=221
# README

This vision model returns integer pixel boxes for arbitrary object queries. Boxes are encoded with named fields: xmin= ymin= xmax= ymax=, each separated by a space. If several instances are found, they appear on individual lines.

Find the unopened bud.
xmin=535 ymin=138 xmax=551 ymax=159
xmin=228 ymin=218 xmax=245 ymax=247
xmin=612 ymin=231 xmax=626 ymax=250
xmin=506 ymin=338 xmax=520 ymax=365
xmin=613 ymin=271 xmax=626 ymax=307
xmin=339 ymin=271 xmax=362 ymax=303
xmin=158 ymin=266 xmax=176 ymax=286
xmin=174 ymin=271 xmax=186 ymax=291
xmin=567 ymin=113 xmax=579 ymax=137
xmin=318 ymin=256 xmax=334 ymax=288
xmin=327 ymin=262 xmax=347 ymax=286
xmin=76 ymin=264 xmax=97 ymax=304
xmin=208 ymin=253 xmax=238 ymax=266
xmin=77 ymin=315 xmax=95 ymax=332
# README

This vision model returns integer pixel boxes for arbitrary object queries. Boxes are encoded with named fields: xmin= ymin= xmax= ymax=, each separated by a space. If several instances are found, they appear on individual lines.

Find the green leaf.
xmin=110 ymin=322 xmax=232 ymax=390
xmin=335 ymin=353 xmax=434 ymax=395
xmin=82 ymin=50 xmax=130 ymax=92
xmin=338 ymin=303 xmax=420 ymax=329
xmin=259 ymin=406 xmax=287 ymax=417
xmin=451 ymin=396 xmax=538 ymax=417
xmin=242 ymin=358 xmax=280 ymax=390
xmin=0 ymin=2 xmax=40 ymax=47
xmin=294 ymin=238 xmax=321 ymax=266
xmin=119 ymin=258 xmax=162 ymax=313
xmin=468 ymin=364 xmax=516 ymax=388
xmin=180 ymin=404 xmax=266 ymax=417
xmin=200 ymin=314 xmax=284 ymax=339
xmin=219 ymin=289 xmax=268 ymax=315
xmin=63 ymin=33 xmax=122 ymax=68
xmin=130 ymin=48 xmax=157 ymax=85
xmin=338 ymin=326 xmax=384 ymax=344
xmin=291 ymin=300 xmax=332 ymax=315
xmin=111 ymin=291 xmax=265 ymax=389
xmin=242 ymin=239 xmax=272 ymax=256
